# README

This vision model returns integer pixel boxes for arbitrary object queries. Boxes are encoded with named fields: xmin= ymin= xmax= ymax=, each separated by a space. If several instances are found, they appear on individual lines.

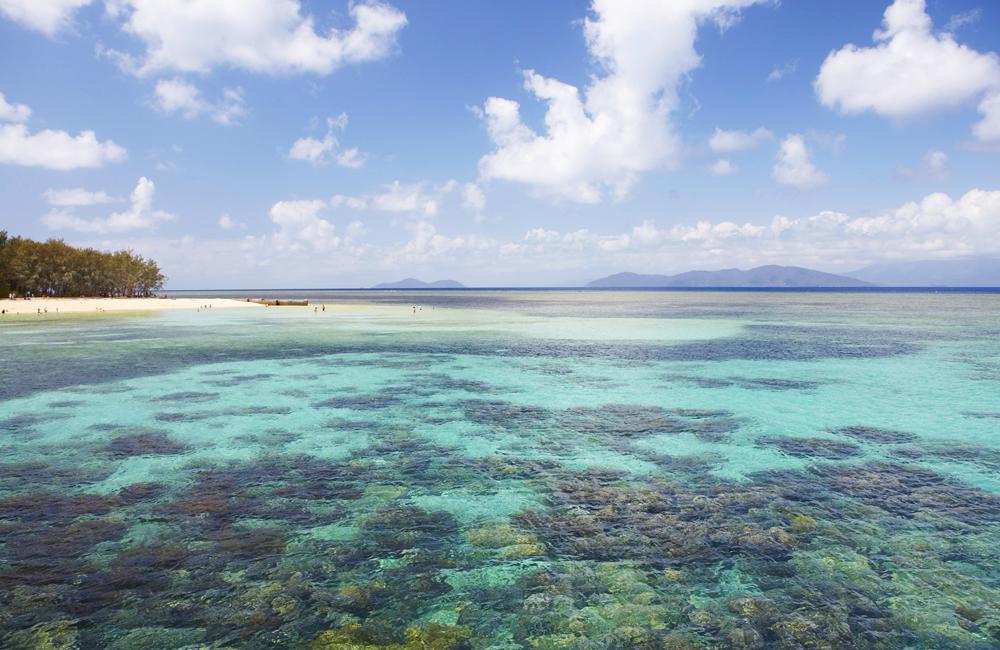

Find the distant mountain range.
xmin=587 ymin=265 xmax=871 ymax=288
xmin=371 ymin=277 xmax=465 ymax=289
xmin=848 ymin=257 xmax=1000 ymax=287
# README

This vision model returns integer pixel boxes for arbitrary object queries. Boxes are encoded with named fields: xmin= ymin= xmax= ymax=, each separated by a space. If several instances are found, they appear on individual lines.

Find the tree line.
xmin=0 ymin=231 xmax=165 ymax=298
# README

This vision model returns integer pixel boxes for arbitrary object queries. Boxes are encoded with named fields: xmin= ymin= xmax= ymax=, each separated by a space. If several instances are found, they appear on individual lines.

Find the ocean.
xmin=1 ymin=290 xmax=999 ymax=648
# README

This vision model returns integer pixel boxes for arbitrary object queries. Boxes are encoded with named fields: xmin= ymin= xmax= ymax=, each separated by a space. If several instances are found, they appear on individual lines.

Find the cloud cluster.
xmin=42 ymin=177 xmax=173 ymax=233
xmin=477 ymin=0 xmax=763 ymax=203
xmin=104 ymin=0 xmax=407 ymax=76
xmin=82 ymin=184 xmax=1000 ymax=289
xmin=152 ymin=78 xmax=246 ymax=125
xmin=815 ymin=0 xmax=1000 ymax=144
xmin=331 ymin=180 xmax=471 ymax=216
xmin=288 ymin=114 xmax=363 ymax=168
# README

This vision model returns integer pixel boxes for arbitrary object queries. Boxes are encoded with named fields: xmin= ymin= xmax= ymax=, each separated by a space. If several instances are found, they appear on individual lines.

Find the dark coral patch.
xmin=154 ymin=406 xmax=290 ymax=422
xmin=461 ymin=399 xmax=548 ymax=426
xmin=117 ymin=482 xmax=169 ymax=504
xmin=149 ymin=391 xmax=219 ymax=403
xmin=0 ymin=492 xmax=117 ymax=523
xmin=103 ymin=430 xmax=189 ymax=458
xmin=665 ymin=374 xmax=821 ymax=391
xmin=757 ymin=436 xmax=861 ymax=460
xmin=833 ymin=425 xmax=917 ymax=444
xmin=814 ymin=461 xmax=1000 ymax=525
xmin=314 ymin=393 xmax=402 ymax=410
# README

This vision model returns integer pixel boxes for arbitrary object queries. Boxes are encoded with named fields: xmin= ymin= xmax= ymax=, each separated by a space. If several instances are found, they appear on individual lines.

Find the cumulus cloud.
xmin=42 ymin=177 xmax=173 ymax=233
xmin=477 ymin=0 xmax=763 ymax=203
xmin=0 ymin=124 xmax=126 ymax=170
xmin=288 ymin=113 xmax=364 ymax=167
xmin=0 ymin=0 xmax=91 ymax=36
xmin=772 ymin=134 xmax=828 ymax=189
xmin=708 ymin=159 xmax=737 ymax=176
xmin=897 ymin=149 xmax=949 ymax=180
xmin=0 ymin=91 xmax=30 ymax=122
xmin=43 ymin=187 xmax=117 ymax=206
xmin=105 ymin=0 xmax=407 ymax=76
xmin=0 ymin=91 xmax=126 ymax=169
xmin=974 ymin=92 xmax=1000 ymax=146
xmin=151 ymin=78 xmax=246 ymax=125
xmin=815 ymin=0 xmax=1000 ymax=125
xmin=264 ymin=199 xmax=340 ymax=251
xmin=462 ymin=183 xmax=486 ymax=212
xmin=708 ymin=126 xmax=772 ymax=152
xmin=217 ymin=213 xmax=244 ymax=230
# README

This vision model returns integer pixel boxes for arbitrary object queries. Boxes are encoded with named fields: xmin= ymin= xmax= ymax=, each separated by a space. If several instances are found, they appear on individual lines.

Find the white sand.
xmin=0 ymin=297 xmax=264 ymax=315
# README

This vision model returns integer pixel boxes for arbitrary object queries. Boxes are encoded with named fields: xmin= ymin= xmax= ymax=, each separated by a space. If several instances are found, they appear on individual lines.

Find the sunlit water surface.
xmin=1 ymin=291 xmax=999 ymax=649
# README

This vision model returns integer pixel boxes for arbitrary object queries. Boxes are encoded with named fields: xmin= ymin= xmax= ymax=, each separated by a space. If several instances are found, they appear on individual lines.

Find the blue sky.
xmin=1 ymin=0 xmax=999 ymax=288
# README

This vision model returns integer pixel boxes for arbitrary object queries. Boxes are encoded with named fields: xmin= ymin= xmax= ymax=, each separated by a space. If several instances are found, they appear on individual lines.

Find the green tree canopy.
xmin=0 ymin=231 xmax=165 ymax=298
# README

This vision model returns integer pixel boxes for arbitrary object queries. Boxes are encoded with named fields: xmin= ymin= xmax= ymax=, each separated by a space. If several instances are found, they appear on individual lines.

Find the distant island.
xmin=848 ymin=257 xmax=1000 ymax=287
xmin=587 ymin=265 xmax=871 ymax=288
xmin=372 ymin=278 xmax=466 ymax=289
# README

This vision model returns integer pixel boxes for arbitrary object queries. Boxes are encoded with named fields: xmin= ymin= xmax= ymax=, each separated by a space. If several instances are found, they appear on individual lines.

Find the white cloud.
xmin=708 ymin=159 xmax=737 ymax=176
xmin=708 ymin=126 xmax=772 ymax=152
xmin=477 ymin=0 xmax=763 ymax=203
xmin=0 ymin=0 xmax=91 ymax=36
xmin=43 ymin=187 xmax=117 ymax=206
xmin=462 ymin=183 xmax=486 ymax=212
xmin=42 ymin=177 xmax=173 ymax=233
xmin=815 ymin=0 xmax=1000 ymax=120
xmin=217 ymin=213 xmax=244 ymax=230
xmin=0 ymin=91 xmax=30 ymax=122
xmin=93 ymin=187 xmax=1000 ymax=287
xmin=331 ymin=180 xmax=460 ymax=216
xmin=897 ymin=149 xmax=949 ymax=180
xmin=944 ymin=8 xmax=981 ymax=33
xmin=496 ymin=188 xmax=1000 ymax=272
xmin=973 ymin=92 xmax=1000 ymax=145
xmin=0 ymin=124 xmax=126 ymax=170
xmin=288 ymin=134 xmax=336 ymax=165
xmin=107 ymin=0 xmax=407 ymax=76
xmin=773 ymin=134 xmax=828 ymax=189
xmin=265 ymin=199 xmax=340 ymax=252
xmin=371 ymin=181 xmax=440 ymax=214
xmin=288 ymin=113 xmax=364 ymax=167
xmin=152 ymin=78 xmax=246 ymax=125
xmin=766 ymin=61 xmax=796 ymax=83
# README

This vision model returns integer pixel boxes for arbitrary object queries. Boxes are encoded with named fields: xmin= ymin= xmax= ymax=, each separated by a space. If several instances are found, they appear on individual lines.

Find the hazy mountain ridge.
xmin=588 ymin=265 xmax=872 ymax=288
xmin=848 ymin=258 xmax=1000 ymax=287
xmin=372 ymin=278 xmax=466 ymax=289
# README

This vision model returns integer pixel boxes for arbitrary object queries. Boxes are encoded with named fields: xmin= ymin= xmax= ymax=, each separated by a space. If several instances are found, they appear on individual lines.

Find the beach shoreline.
xmin=0 ymin=297 xmax=265 ymax=316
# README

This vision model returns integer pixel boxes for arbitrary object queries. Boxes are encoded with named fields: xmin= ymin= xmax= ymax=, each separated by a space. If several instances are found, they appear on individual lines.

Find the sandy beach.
xmin=0 ymin=297 xmax=265 ymax=316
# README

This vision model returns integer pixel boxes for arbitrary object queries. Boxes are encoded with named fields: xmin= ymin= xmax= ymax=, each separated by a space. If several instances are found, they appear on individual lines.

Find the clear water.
xmin=1 ymin=291 xmax=999 ymax=649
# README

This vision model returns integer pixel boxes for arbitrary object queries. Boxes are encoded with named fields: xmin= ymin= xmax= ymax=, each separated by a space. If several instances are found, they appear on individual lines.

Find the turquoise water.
xmin=1 ymin=291 xmax=999 ymax=649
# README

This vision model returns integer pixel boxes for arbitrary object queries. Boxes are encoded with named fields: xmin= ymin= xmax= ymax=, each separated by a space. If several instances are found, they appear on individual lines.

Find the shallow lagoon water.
xmin=1 ymin=291 xmax=999 ymax=649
